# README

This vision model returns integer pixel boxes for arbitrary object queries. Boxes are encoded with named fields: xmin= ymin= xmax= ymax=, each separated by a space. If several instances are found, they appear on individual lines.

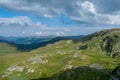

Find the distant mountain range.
xmin=0 ymin=35 xmax=83 ymax=51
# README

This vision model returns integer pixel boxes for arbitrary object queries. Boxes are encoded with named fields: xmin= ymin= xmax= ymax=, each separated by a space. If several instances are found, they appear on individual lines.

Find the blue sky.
xmin=0 ymin=0 xmax=120 ymax=37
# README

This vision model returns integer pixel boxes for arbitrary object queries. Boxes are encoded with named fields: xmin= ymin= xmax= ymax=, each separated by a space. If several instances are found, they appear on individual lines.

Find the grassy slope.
xmin=0 ymin=28 xmax=120 ymax=80
xmin=0 ymin=42 xmax=19 ymax=55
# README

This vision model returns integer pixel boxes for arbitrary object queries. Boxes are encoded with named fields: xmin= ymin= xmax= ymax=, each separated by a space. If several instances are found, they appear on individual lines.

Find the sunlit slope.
xmin=0 ymin=42 xmax=19 ymax=55
xmin=0 ymin=28 xmax=120 ymax=80
xmin=76 ymin=28 xmax=120 ymax=58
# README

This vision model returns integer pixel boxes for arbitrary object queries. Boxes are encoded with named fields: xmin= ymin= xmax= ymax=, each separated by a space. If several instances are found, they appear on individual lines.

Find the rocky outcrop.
xmin=89 ymin=63 xmax=103 ymax=69
xmin=7 ymin=65 xmax=24 ymax=72
xmin=28 ymin=56 xmax=48 ymax=64
xmin=103 ymin=36 xmax=114 ymax=54
xmin=110 ymin=66 xmax=120 ymax=80
xmin=32 ymin=66 xmax=105 ymax=80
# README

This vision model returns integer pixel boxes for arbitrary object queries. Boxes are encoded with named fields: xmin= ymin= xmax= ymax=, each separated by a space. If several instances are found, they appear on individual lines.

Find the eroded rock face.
xmin=104 ymin=36 xmax=114 ymax=53
xmin=110 ymin=66 xmax=120 ymax=80
xmin=102 ymin=36 xmax=120 ymax=57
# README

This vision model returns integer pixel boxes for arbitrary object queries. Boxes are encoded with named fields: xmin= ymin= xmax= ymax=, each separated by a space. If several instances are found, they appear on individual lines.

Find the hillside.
xmin=76 ymin=28 xmax=120 ymax=58
xmin=0 ymin=28 xmax=120 ymax=80
xmin=0 ymin=42 xmax=19 ymax=55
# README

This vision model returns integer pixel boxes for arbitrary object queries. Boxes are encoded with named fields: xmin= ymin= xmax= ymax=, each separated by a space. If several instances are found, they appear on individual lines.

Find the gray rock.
xmin=89 ymin=63 xmax=103 ymax=69
xmin=110 ymin=66 xmax=120 ymax=80
xmin=7 ymin=65 xmax=24 ymax=72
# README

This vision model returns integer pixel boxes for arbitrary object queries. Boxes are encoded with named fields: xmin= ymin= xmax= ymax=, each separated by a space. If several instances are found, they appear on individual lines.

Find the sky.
xmin=0 ymin=0 xmax=120 ymax=37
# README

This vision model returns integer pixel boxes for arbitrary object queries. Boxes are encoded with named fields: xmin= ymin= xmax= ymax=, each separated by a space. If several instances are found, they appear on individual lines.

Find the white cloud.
xmin=35 ymin=32 xmax=43 ymax=36
xmin=0 ymin=16 xmax=32 ymax=26
xmin=95 ymin=14 xmax=120 ymax=25
xmin=22 ymin=31 xmax=27 ymax=34
xmin=0 ymin=16 xmax=72 ymax=36
xmin=0 ymin=0 xmax=120 ymax=25
xmin=81 ymin=1 xmax=96 ymax=14
xmin=73 ymin=1 xmax=120 ymax=25
xmin=0 ymin=16 xmax=52 ymax=36
xmin=56 ymin=32 xmax=65 ymax=36
xmin=0 ymin=16 xmax=47 ymax=27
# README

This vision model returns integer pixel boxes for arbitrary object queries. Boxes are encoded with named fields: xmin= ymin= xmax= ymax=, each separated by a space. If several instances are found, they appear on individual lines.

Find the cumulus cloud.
xmin=81 ymin=1 xmax=96 ymax=15
xmin=35 ymin=32 xmax=43 ymax=36
xmin=0 ymin=0 xmax=120 ymax=25
xmin=0 ymin=16 xmax=46 ymax=27
xmin=0 ymin=16 xmax=32 ymax=26
xmin=22 ymin=31 xmax=27 ymax=34
xmin=73 ymin=1 xmax=120 ymax=25
xmin=0 ymin=0 xmax=120 ymax=37
xmin=0 ymin=16 xmax=51 ymax=36
xmin=0 ymin=16 xmax=69 ymax=36
xmin=56 ymin=32 xmax=65 ymax=36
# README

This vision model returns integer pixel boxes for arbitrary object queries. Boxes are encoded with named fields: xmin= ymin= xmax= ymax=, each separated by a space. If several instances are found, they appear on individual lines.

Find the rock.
xmin=27 ymin=68 xmax=35 ymax=74
xmin=2 ymin=74 xmax=8 ymax=78
xmin=73 ymin=52 xmax=79 ymax=58
xmin=64 ymin=64 xmax=73 ymax=70
xmin=104 ymin=36 xmax=114 ymax=53
xmin=7 ymin=65 xmax=24 ymax=72
xmin=110 ymin=66 xmax=120 ymax=80
xmin=79 ymin=44 xmax=88 ymax=50
xmin=28 ymin=56 xmax=48 ymax=64
xmin=67 ymin=41 xmax=71 ymax=44
xmin=89 ymin=63 xmax=103 ymax=69
xmin=56 ymin=51 xmax=67 ymax=55
xmin=72 ymin=51 xmax=81 ymax=58
xmin=81 ymin=55 xmax=87 ymax=60
xmin=112 ymin=52 xmax=120 ymax=58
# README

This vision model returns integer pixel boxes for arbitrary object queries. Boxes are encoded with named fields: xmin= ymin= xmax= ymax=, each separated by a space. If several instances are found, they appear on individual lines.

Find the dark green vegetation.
xmin=0 ymin=28 xmax=120 ymax=80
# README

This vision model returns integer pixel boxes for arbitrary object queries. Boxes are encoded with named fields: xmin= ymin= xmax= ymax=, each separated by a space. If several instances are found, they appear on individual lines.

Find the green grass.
xmin=0 ymin=43 xmax=19 ymax=55
xmin=0 ymin=40 xmax=119 ymax=80
xmin=0 ymin=29 xmax=120 ymax=80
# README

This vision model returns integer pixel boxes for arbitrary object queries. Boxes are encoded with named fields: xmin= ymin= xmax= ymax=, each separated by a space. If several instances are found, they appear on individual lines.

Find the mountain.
xmin=0 ymin=36 xmax=56 ymax=44
xmin=0 ymin=35 xmax=83 ymax=51
xmin=0 ymin=28 xmax=120 ymax=80
xmin=75 ymin=28 xmax=120 ymax=58
xmin=17 ymin=35 xmax=83 ymax=51
xmin=0 ymin=35 xmax=83 ymax=44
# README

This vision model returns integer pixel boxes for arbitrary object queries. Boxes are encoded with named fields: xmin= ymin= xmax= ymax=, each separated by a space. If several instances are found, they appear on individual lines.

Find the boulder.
xmin=89 ymin=63 xmax=103 ymax=69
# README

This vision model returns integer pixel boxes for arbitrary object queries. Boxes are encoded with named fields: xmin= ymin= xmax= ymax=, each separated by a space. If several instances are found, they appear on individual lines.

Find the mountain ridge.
xmin=0 ymin=35 xmax=83 ymax=51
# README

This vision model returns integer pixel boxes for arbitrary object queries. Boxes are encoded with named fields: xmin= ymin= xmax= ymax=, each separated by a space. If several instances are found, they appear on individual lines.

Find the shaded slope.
xmin=33 ymin=66 xmax=110 ymax=80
